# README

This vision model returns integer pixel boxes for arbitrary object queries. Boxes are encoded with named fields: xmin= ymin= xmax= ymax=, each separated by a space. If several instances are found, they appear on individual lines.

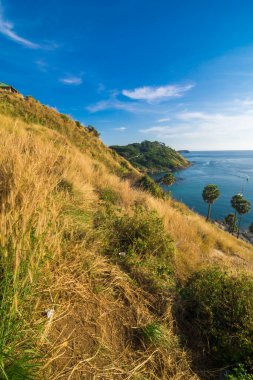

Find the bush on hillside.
xmin=225 ymin=364 xmax=253 ymax=380
xmin=87 ymin=125 xmax=100 ymax=137
xmin=75 ymin=120 xmax=82 ymax=128
xmin=102 ymin=207 xmax=174 ymax=259
xmin=179 ymin=268 xmax=253 ymax=370
xmin=136 ymin=175 xmax=166 ymax=199
xmin=224 ymin=213 xmax=237 ymax=233
xmin=99 ymin=187 xmax=119 ymax=204
xmin=160 ymin=172 xmax=176 ymax=186
xmin=94 ymin=206 xmax=175 ymax=292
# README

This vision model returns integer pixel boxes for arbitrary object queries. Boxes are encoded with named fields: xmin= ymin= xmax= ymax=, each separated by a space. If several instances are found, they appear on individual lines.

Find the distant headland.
xmin=178 ymin=150 xmax=190 ymax=154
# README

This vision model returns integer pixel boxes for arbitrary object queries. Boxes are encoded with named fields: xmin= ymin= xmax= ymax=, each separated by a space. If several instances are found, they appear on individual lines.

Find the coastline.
xmin=147 ymin=160 xmax=193 ymax=175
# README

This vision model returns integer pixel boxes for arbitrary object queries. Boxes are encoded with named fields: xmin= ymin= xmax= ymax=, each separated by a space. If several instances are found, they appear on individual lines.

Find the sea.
xmin=158 ymin=151 xmax=253 ymax=229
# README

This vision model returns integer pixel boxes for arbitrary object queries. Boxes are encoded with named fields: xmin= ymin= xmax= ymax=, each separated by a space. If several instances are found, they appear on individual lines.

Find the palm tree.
xmin=202 ymin=184 xmax=220 ymax=221
xmin=231 ymin=194 xmax=251 ymax=238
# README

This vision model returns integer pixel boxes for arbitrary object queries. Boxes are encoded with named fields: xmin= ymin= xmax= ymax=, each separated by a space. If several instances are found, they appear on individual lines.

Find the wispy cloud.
xmin=158 ymin=117 xmax=171 ymax=123
xmin=139 ymin=107 xmax=253 ymax=150
xmin=114 ymin=127 xmax=127 ymax=131
xmin=36 ymin=59 xmax=48 ymax=72
xmin=140 ymin=126 xmax=170 ymax=134
xmin=60 ymin=75 xmax=83 ymax=85
xmin=87 ymin=83 xmax=194 ymax=113
xmin=234 ymin=98 xmax=253 ymax=107
xmin=86 ymin=98 xmax=150 ymax=113
xmin=122 ymin=84 xmax=194 ymax=102
xmin=176 ymin=111 xmax=224 ymax=122
xmin=0 ymin=2 xmax=39 ymax=48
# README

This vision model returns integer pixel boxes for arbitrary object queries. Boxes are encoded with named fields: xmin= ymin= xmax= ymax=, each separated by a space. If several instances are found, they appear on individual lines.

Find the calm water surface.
xmin=160 ymin=151 xmax=253 ymax=228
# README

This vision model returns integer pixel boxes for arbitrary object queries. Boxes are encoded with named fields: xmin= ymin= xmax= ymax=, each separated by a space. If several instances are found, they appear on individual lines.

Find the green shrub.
xmin=160 ymin=172 xmax=176 ymax=186
xmin=180 ymin=268 xmax=253 ymax=370
xmin=103 ymin=207 xmax=173 ymax=258
xmin=226 ymin=364 xmax=253 ymax=380
xmin=136 ymin=175 xmax=166 ymax=199
xmin=94 ymin=206 xmax=175 ymax=291
xmin=99 ymin=187 xmax=119 ymax=204
xmin=75 ymin=120 xmax=82 ymax=128
xmin=224 ymin=213 xmax=237 ymax=233
xmin=87 ymin=125 xmax=100 ymax=137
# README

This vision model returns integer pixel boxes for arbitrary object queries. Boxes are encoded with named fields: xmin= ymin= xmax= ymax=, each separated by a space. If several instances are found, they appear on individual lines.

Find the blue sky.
xmin=1 ymin=0 xmax=253 ymax=150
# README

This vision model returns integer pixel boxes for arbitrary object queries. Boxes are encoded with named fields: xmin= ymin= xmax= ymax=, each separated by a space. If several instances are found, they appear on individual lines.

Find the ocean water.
xmin=160 ymin=151 xmax=253 ymax=229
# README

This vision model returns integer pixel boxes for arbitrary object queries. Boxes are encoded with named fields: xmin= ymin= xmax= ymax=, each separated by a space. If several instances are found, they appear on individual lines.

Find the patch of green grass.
xmin=99 ymin=187 xmax=119 ymax=204
xmin=139 ymin=322 xmax=164 ymax=345
xmin=101 ymin=206 xmax=174 ymax=259
xmin=95 ymin=205 xmax=175 ymax=292
xmin=179 ymin=267 xmax=253 ymax=370
xmin=0 ymin=243 xmax=42 ymax=379
xmin=63 ymin=202 xmax=91 ymax=225
xmin=62 ymin=203 xmax=92 ymax=243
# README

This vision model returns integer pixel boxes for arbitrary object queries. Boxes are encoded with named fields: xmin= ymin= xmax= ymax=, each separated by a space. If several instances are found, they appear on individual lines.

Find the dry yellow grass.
xmin=0 ymin=112 xmax=253 ymax=379
xmin=145 ymin=196 xmax=253 ymax=278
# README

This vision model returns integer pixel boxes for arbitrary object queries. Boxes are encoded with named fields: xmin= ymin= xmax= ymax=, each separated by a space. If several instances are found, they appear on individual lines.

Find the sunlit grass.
xmin=0 ymin=104 xmax=252 ymax=379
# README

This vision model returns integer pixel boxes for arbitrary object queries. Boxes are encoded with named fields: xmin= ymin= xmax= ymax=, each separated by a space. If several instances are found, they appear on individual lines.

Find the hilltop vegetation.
xmin=110 ymin=140 xmax=190 ymax=172
xmin=0 ymin=91 xmax=253 ymax=379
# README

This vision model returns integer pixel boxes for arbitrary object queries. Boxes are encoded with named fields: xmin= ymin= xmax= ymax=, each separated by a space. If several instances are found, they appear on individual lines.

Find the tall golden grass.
xmin=0 ymin=112 xmax=252 ymax=379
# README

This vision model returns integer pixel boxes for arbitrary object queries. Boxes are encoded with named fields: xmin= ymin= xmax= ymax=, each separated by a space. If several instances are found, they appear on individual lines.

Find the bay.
xmin=157 ymin=151 xmax=253 ymax=229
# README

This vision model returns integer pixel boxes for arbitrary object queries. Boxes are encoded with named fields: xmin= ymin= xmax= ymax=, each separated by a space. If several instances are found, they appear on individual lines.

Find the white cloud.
xmin=87 ymin=82 xmax=194 ymax=113
xmin=114 ymin=127 xmax=127 ymax=131
xmin=140 ymin=126 xmax=170 ymax=133
xmin=234 ymin=98 xmax=253 ymax=107
xmin=122 ymin=84 xmax=194 ymax=102
xmin=0 ymin=2 xmax=39 ymax=48
xmin=139 ymin=108 xmax=253 ymax=150
xmin=158 ymin=117 xmax=171 ymax=123
xmin=60 ymin=75 xmax=83 ymax=85
xmin=176 ymin=111 xmax=226 ymax=122
xmin=86 ymin=98 xmax=150 ymax=113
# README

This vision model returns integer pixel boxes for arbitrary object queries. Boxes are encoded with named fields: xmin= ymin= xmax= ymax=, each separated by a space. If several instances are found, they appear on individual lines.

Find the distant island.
xmin=110 ymin=140 xmax=190 ymax=172
xmin=178 ymin=150 xmax=190 ymax=153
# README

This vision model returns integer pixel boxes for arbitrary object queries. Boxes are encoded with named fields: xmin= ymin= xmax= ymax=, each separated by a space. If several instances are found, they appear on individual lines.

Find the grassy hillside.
xmin=110 ymin=140 xmax=190 ymax=172
xmin=0 ymin=90 xmax=139 ymax=179
xmin=0 ymin=92 xmax=253 ymax=379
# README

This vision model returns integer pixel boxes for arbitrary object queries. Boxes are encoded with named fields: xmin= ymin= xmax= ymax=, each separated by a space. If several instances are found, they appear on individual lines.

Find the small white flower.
xmin=46 ymin=308 xmax=54 ymax=319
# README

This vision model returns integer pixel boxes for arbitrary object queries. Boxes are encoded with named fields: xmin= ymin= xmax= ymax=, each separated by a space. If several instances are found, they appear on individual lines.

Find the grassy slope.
xmin=0 ymin=93 xmax=253 ymax=379
xmin=110 ymin=140 xmax=190 ymax=172
xmin=0 ymin=90 xmax=139 ymax=179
